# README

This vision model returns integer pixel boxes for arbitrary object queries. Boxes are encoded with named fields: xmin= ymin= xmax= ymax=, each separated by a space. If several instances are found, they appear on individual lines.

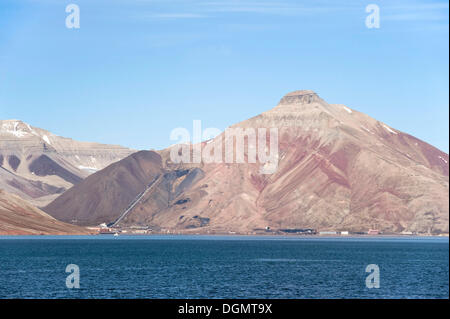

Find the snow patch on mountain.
xmin=78 ymin=165 xmax=99 ymax=172
xmin=343 ymin=106 xmax=353 ymax=114
xmin=42 ymin=135 xmax=51 ymax=145
xmin=1 ymin=121 xmax=28 ymax=138
xmin=383 ymin=124 xmax=398 ymax=134
xmin=360 ymin=125 xmax=373 ymax=134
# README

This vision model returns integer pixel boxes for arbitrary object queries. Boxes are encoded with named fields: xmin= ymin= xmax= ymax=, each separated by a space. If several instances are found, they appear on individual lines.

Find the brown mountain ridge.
xmin=0 ymin=189 xmax=90 ymax=235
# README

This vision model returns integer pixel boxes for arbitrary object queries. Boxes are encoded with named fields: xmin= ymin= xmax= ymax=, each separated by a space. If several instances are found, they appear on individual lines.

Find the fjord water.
xmin=0 ymin=236 xmax=448 ymax=299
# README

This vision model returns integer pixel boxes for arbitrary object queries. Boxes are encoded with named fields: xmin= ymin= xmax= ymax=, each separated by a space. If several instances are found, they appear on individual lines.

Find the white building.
xmin=319 ymin=231 xmax=337 ymax=235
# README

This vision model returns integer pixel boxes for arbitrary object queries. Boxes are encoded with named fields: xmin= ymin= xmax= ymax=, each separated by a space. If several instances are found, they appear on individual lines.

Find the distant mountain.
xmin=0 ymin=189 xmax=89 ymax=235
xmin=43 ymin=91 xmax=449 ymax=234
xmin=0 ymin=120 xmax=135 ymax=206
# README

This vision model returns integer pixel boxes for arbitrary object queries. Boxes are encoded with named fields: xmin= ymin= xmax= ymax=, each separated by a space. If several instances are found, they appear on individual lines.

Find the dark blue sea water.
xmin=0 ymin=236 xmax=448 ymax=299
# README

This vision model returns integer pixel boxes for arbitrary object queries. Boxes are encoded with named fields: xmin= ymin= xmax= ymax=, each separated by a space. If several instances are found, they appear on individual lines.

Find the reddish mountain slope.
xmin=43 ymin=91 xmax=449 ymax=234
xmin=0 ymin=189 xmax=90 ymax=235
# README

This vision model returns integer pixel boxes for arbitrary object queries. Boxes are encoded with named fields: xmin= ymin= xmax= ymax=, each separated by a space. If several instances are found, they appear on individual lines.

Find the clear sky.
xmin=0 ymin=0 xmax=448 ymax=152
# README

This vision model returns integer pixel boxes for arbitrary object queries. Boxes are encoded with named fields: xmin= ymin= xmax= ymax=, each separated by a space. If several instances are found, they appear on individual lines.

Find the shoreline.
xmin=0 ymin=233 xmax=448 ymax=239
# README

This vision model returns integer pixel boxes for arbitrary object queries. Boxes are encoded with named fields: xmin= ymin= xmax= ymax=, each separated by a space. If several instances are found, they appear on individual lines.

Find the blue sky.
xmin=0 ymin=0 xmax=448 ymax=152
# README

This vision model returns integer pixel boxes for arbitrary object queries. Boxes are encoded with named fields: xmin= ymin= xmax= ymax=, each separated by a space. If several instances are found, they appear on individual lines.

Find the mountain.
xmin=44 ymin=151 xmax=163 ymax=226
xmin=0 ymin=189 xmax=90 ymax=235
xmin=43 ymin=91 xmax=449 ymax=234
xmin=0 ymin=120 xmax=135 ymax=206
